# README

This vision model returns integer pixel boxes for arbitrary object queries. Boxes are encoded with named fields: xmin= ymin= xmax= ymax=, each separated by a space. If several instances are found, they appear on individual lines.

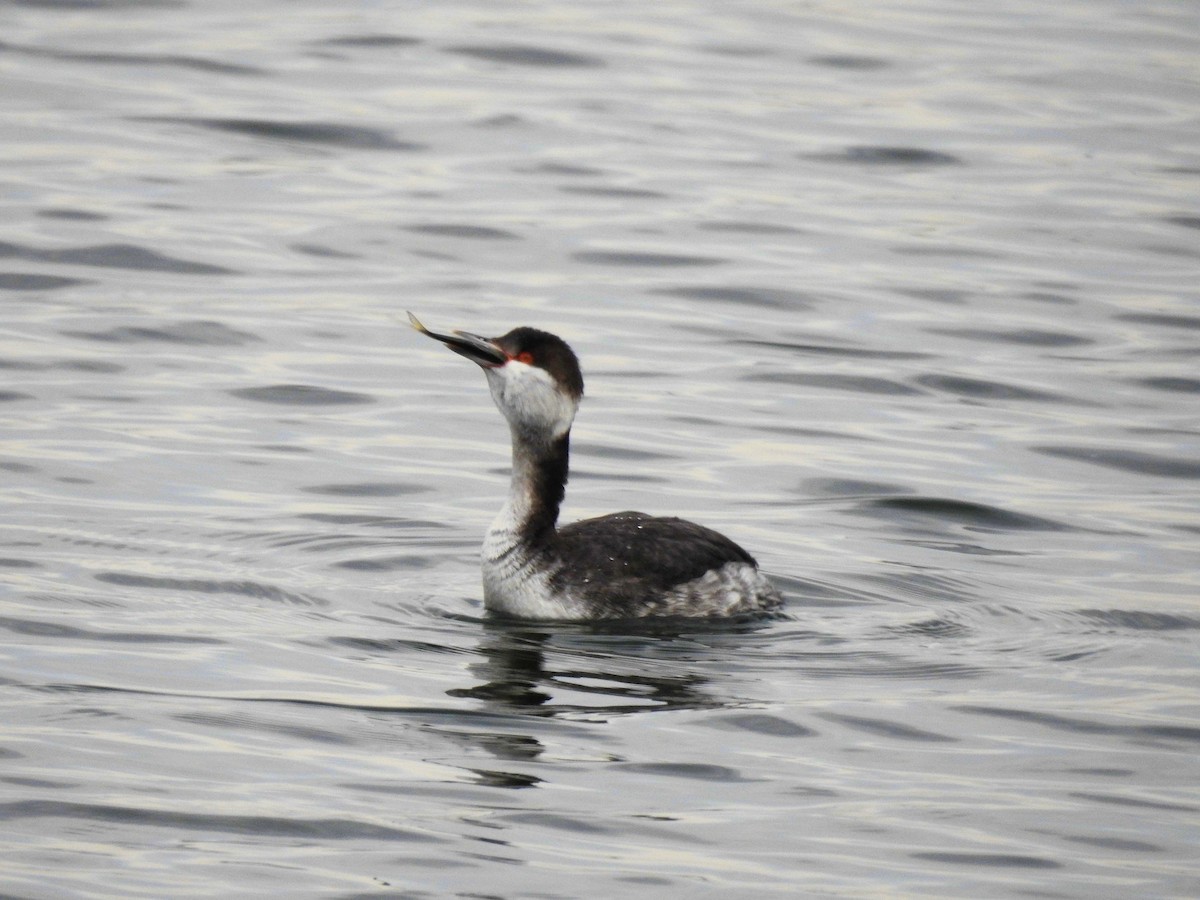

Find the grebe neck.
xmin=502 ymin=428 xmax=569 ymax=543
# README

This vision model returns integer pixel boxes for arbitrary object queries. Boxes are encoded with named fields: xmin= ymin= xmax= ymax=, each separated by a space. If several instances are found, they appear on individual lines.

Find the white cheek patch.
xmin=486 ymin=362 xmax=576 ymax=438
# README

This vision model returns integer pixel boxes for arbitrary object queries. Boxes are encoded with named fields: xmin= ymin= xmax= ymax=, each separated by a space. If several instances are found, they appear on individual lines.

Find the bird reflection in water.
xmin=447 ymin=618 xmax=735 ymax=718
xmin=432 ymin=616 xmax=776 ymax=787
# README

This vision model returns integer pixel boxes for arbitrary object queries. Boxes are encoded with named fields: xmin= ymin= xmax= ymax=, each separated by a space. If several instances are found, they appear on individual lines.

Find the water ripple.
xmin=318 ymin=34 xmax=422 ymax=49
xmin=739 ymin=339 xmax=930 ymax=360
xmin=953 ymin=706 xmax=1200 ymax=744
xmin=911 ymin=852 xmax=1061 ymax=870
xmin=816 ymin=711 xmax=958 ymax=743
xmin=1116 ymin=312 xmax=1200 ymax=331
xmin=653 ymin=286 xmax=815 ymax=310
xmin=806 ymin=146 xmax=964 ymax=166
xmin=62 ymin=320 xmax=260 ymax=345
xmin=0 ymin=240 xmax=233 ymax=275
xmin=697 ymin=221 xmax=807 ymax=235
xmin=0 ymin=800 xmax=438 ymax=841
xmin=0 ymin=39 xmax=267 ymax=75
xmin=559 ymin=185 xmax=668 ymax=199
xmin=0 ymin=615 xmax=222 ymax=644
xmin=35 ymin=209 xmax=107 ymax=223
xmin=699 ymin=712 xmax=815 ymax=737
xmin=807 ymin=55 xmax=890 ymax=71
xmin=573 ymin=250 xmax=725 ymax=267
xmin=1136 ymin=376 xmax=1200 ymax=393
xmin=0 ymin=273 xmax=90 ymax=291
xmin=406 ymin=223 xmax=521 ymax=240
xmin=1068 ymin=792 xmax=1199 ymax=813
xmin=915 ymin=373 xmax=1076 ymax=404
xmin=446 ymin=43 xmax=605 ymax=68
xmin=140 ymin=117 xmax=426 ymax=152
xmin=1034 ymin=445 xmax=1200 ymax=479
xmin=616 ymin=763 xmax=751 ymax=782
xmin=1076 ymin=608 xmax=1200 ymax=631
xmin=228 ymin=384 xmax=374 ymax=405
xmin=92 ymin=573 xmax=323 ymax=607
xmin=746 ymin=371 xmax=923 ymax=395
xmin=854 ymin=496 xmax=1070 ymax=532
xmin=929 ymin=327 xmax=1093 ymax=348
xmin=301 ymin=482 xmax=428 ymax=497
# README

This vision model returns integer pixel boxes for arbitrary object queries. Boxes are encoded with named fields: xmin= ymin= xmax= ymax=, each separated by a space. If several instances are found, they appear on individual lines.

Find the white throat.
xmin=484 ymin=362 xmax=576 ymax=443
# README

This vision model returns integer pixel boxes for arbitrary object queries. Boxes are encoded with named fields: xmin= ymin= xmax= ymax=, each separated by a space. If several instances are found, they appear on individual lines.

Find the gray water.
xmin=2 ymin=0 xmax=1199 ymax=897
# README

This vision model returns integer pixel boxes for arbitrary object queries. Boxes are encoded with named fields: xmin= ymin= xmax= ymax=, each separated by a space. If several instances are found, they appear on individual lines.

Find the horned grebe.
xmin=409 ymin=312 xmax=782 ymax=621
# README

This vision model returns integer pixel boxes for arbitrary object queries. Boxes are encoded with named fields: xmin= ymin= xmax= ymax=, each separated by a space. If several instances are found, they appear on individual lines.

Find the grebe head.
xmin=408 ymin=312 xmax=583 ymax=444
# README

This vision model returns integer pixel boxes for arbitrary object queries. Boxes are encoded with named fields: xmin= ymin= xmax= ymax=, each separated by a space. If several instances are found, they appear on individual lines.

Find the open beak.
xmin=408 ymin=311 xmax=507 ymax=368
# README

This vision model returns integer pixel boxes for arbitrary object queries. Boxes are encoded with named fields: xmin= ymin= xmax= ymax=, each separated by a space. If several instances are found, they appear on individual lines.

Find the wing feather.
xmin=550 ymin=511 xmax=759 ymax=614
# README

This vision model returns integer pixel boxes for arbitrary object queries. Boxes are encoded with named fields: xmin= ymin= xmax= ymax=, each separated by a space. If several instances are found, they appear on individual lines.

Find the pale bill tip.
xmin=406 ymin=310 xmax=430 ymax=334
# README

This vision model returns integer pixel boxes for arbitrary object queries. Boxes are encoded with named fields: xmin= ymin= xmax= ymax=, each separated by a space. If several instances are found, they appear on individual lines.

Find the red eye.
xmin=516 ymin=351 xmax=535 ymax=365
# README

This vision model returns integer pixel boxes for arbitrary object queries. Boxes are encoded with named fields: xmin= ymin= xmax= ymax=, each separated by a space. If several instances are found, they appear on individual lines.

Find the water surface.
xmin=2 ymin=1 xmax=1199 ymax=897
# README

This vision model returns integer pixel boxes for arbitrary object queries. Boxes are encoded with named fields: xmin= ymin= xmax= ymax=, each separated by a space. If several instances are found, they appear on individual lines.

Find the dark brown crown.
xmin=493 ymin=327 xmax=584 ymax=401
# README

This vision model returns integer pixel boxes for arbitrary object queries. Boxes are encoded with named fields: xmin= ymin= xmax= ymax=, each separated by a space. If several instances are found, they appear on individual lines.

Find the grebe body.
xmin=410 ymin=313 xmax=782 ymax=621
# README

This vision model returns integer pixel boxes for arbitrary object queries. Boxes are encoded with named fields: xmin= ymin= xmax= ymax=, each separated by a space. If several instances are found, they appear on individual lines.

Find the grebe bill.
xmin=409 ymin=312 xmax=782 ymax=621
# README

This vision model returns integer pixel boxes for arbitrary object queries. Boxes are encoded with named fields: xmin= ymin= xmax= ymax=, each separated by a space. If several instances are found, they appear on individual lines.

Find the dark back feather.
xmin=550 ymin=511 xmax=758 ymax=614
